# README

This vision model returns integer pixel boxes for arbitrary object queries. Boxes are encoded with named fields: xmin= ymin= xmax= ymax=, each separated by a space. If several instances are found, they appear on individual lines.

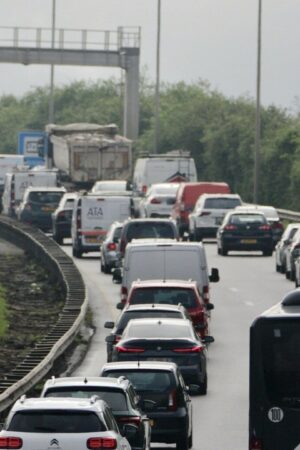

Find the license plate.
xmin=241 ymin=239 xmax=257 ymax=244
xmin=42 ymin=206 xmax=54 ymax=212
xmin=85 ymin=236 xmax=101 ymax=244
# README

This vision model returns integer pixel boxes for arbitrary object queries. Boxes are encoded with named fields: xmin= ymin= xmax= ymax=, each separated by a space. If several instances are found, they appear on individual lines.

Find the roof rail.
xmin=19 ymin=395 xmax=26 ymax=404
xmin=90 ymin=395 xmax=100 ymax=404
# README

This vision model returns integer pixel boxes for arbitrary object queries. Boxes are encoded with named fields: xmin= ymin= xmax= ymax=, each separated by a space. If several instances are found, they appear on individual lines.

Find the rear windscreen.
xmin=130 ymin=288 xmax=197 ymax=308
xmin=44 ymin=387 xmax=128 ymax=412
xmin=117 ymin=310 xmax=182 ymax=333
xmin=8 ymin=410 xmax=105 ymax=433
xmin=28 ymin=192 xmax=63 ymax=204
xmin=204 ymin=198 xmax=241 ymax=209
xmin=103 ymin=370 xmax=175 ymax=392
xmin=126 ymin=223 xmax=175 ymax=241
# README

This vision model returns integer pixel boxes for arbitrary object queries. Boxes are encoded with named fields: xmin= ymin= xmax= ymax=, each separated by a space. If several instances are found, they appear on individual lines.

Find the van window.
xmin=130 ymin=288 xmax=197 ymax=308
xmin=204 ymin=198 xmax=241 ymax=209
xmin=28 ymin=192 xmax=63 ymax=204
xmin=127 ymin=222 xmax=175 ymax=241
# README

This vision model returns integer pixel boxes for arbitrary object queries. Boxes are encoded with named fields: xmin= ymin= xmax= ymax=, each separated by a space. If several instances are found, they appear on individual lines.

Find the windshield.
xmin=203 ymin=198 xmax=241 ymax=209
xmin=8 ymin=410 xmax=105 ymax=433
xmin=103 ymin=370 xmax=175 ymax=392
xmin=44 ymin=387 xmax=128 ymax=411
xmin=262 ymin=321 xmax=300 ymax=403
xmin=130 ymin=287 xmax=197 ymax=308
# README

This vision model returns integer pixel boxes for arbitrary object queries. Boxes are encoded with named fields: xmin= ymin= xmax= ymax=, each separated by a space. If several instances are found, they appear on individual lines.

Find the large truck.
xmin=46 ymin=123 xmax=132 ymax=190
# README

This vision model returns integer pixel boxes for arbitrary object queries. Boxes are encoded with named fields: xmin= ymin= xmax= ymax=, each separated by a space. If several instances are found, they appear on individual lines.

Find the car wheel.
xmin=194 ymin=229 xmax=202 ymax=242
xmin=217 ymin=246 xmax=221 ymax=255
xmin=189 ymin=232 xmax=195 ymax=242
xmin=276 ymin=263 xmax=281 ymax=272
xmin=291 ymin=269 xmax=296 ymax=282
xmin=188 ymin=431 xmax=193 ymax=449
xmin=176 ymin=433 xmax=189 ymax=450
xmin=104 ymin=262 xmax=111 ymax=274
xmin=198 ymin=373 xmax=207 ymax=395
xmin=72 ymin=246 xmax=82 ymax=258
xmin=221 ymin=246 xmax=228 ymax=256
xmin=286 ymin=270 xmax=291 ymax=280
xmin=263 ymin=250 xmax=273 ymax=256
xmin=53 ymin=234 xmax=63 ymax=245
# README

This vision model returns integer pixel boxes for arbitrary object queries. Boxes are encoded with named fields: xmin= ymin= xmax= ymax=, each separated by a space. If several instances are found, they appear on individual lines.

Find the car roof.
xmin=124 ymin=218 xmax=176 ymax=224
xmin=126 ymin=240 xmax=202 ymax=249
xmin=101 ymin=361 xmax=178 ymax=372
xmin=125 ymin=317 xmax=192 ymax=328
xmin=229 ymin=210 xmax=266 ymax=217
xmin=43 ymin=376 xmax=130 ymax=390
xmin=130 ymin=279 xmax=198 ymax=289
xmin=123 ymin=304 xmax=187 ymax=313
xmin=13 ymin=396 xmax=108 ymax=412
xmin=25 ymin=186 xmax=66 ymax=192
xmin=200 ymin=193 xmax=241 ymax=199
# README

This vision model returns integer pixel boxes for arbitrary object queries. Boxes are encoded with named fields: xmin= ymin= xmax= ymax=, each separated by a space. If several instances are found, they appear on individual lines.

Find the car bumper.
xmin=148 ymin=410 xmax=188 ymax=443
xmin=54 ymin=222 xmax=71 ymax=238
xmin=221 ymin=236 xmax=273 ymax=251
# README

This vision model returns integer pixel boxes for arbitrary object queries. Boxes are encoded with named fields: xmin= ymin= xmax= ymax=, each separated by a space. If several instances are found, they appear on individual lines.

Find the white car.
xmin=0 ymin=396 xmax=133 ymax=450
xmin=139 ymin=183 xmax=179 ymax=218
xmin=91 ymin=180 xmax=129 ymax=193
xmin=188 ymin=193 xmax=242 ymax=241
xmin=275 ymin=223 xmax=300 ymax=273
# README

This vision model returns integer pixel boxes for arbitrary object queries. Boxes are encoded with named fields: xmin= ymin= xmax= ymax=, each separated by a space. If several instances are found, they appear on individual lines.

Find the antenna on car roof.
xmin=84 ymin=377 xmax=88 ymax=384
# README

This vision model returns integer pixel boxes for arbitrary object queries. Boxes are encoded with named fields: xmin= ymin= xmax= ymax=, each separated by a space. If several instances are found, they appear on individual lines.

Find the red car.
xmin=118 ymin=279 xmax=214 ymax=339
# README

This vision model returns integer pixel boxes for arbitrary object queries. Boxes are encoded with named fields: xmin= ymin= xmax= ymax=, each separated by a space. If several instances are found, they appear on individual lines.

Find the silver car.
xmin=100 ymin=221 xmax=123 ymax=273
xmin=275 ymin=223 xmax=300 ymax=273
xmin=139 ymin=183 xmax=179 ymax=218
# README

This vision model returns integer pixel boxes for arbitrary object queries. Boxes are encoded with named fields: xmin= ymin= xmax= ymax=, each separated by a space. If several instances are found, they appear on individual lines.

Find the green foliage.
xmin=0 ymin=77 xmax=299 ymax=208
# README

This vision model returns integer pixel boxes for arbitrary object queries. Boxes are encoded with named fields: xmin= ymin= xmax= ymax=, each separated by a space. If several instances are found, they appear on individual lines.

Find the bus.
xmin=249 ymin=289 xmax=300 ymax=450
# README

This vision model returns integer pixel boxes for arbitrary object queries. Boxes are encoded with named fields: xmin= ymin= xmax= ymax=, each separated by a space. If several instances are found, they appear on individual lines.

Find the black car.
xmin=111 ymin=318 xmax=209 ymax=394
xmin=216 ymin=210 xmax=274 ymax=256
xmin=52 ymin=192 xmax=78 ymax=244
xmin=41 ymin=376 xmax=151 ymax=450
xmin=100 ymin=361 xmax=197 ymax=450
xmin=119 ymin=218 xmax=179 ymax=257
xmin=104 ymin=304 xmax=192 ymax=362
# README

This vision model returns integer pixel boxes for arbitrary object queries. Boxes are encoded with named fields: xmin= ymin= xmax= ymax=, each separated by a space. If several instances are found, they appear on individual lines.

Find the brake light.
xmin=259 ymin=224 xmax=271 ymax=231
xmin=150 ymin=198 xmax=161 ymax=204
xmin=224 ymin=224 xmax=237 ymax=231
xmin=107 ymin=242 xmax=117 ymax=251
xmin=116 ymin=345 xmax=145 ymax=353
xmin=0 ymin=437 xmax=23 ymax=449
xmin=87 ymin=437 xmax=117 ymax=449
xmin=173 ymin=345 xmax=203 ymax=353
xmin=249 ymin=437 xmax=262 ymax=450
xmin=168 ymin=389 xmax=178 ymax=411
xmin=119 ymin=416 xmax=141 ymax=426
xmin=203 ymin=285 xmax=209 ymax=303
xmin=142 ymin=185 xmax=147 ymax=194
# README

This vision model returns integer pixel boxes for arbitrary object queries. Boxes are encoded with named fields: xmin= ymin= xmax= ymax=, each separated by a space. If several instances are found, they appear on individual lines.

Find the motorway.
xmin=62 ymin=241 xmax=292 ymax=449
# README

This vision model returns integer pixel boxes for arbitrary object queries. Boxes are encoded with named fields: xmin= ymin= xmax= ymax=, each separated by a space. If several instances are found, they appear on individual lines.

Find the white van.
xmin=71 ymin=192 xmax=132 ymax=258
xmin=2 ymin=169 xmax=58 ymax=216
xmin=118 ymin=240 xmax=219 ymax=303
xmin=0 ymin=155 xmax=26 ymax=187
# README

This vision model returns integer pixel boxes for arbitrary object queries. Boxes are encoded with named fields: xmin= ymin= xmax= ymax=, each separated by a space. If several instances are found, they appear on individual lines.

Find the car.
xmin=285 ymin=228 xmax=300 ymax=281
xmin=235 ymin=205 xmax=284 ymax=246
xmin=51 ymin=192 xmax=78 ymax=244
xmin=104 ymin=303 xmax=193 ymax=362
xmin=100 ymin=221 xmax=123 ymax=273
xmin=188 ymin=193 xmax=242 ymax=241
xmin=100 ymin=361 xmax=197 ymax=449
xmin=118 ymin=218 xmax=179 ymax=257
xmin=41 ymin=376 xmax=151 ymax=450
xmin=138 ymin=183 xmax=179 ymax=218
xmin=111 ymin=318 xmax=211 ymax=394
xmin=0 ymin=396 xmax=133 ymax=450
xmin=275 ymin=223 xmax=300 ymax=273
xmin=216 ymin=210 xmax=274 ymax=256
xmin=91 ymin=180 xmax=129 ymax=193
xmin=120 ymin=279 xmax=214 ymax=338
xmin=18 ymin=186 xmax=67 ymax=231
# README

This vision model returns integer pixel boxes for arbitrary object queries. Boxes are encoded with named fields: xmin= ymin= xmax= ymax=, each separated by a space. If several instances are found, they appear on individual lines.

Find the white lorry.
xmin=2 ymin=169 xmax=58 ymax=216
xmin=71 ymin=192 xmax=132 ymax=258
xmin=46 ymin=123 xmax=132 ymax=189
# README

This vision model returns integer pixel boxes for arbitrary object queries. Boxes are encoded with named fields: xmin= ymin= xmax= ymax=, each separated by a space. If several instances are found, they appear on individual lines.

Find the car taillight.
xmin=87 ymin=437 xmax=117 ymax=449
xmin=150 ymin=198 xmax=161 ymax=204
xmin=116 ymin=345 xmax=145 ymax=353
xmin=173 ymin=345 xmax=203 ymax=353
xmin=249 ymin=437 xmax=262 ymax=450
xmin=224 ymin=224 xmax=237 ymax=231
xmin=119 ymin=416 xmax=141 ymax=426
xmin=0 ymin=437 xmax=23 ymax=449
xmin=76 ymin=209 xmax=81 ymax=230
xmin=199 ymin=211 xmax=211 ymax=216
xmin=259 ymin=224 xmax=271 ymax=231
xmin=168 ymin=389 xmax=178 ymax=411
xmin=203 ymin=285 xmax=209 ymax=303
xmin=107 ymin=242 xmax=117 ymax=251
xmin=142 ymin=185 xmax=147 ymax=194
xmin=121 ymin=286 xmax=128 ymax=302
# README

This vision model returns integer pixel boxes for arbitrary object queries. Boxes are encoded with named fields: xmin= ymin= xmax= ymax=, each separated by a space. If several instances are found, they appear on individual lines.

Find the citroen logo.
xmin=157 ymin=346 xmax=162 ymax=351
xmin=50 ymin=439 xmax=59 ymax=447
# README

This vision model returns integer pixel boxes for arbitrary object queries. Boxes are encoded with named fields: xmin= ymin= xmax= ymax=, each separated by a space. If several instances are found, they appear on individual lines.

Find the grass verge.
xmin=0 ymin=285 xmax=8 ymax=338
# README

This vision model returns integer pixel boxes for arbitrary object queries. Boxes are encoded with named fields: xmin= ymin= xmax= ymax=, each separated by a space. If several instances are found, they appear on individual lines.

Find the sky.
xmin=0 ymin=0 xmax=300 ymax=111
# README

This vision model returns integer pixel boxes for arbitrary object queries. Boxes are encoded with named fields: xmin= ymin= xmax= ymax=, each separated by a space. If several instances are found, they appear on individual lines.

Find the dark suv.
xmin=119 ymin=218 xmax=179 ymax=257
xmin=41 ymin=376 xmax=151 ymax=450
xmin=100 ymin=361 xmax=196 ymax=450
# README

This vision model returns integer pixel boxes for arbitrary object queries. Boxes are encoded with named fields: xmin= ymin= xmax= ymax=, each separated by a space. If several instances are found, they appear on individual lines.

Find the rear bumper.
xmin=147 ymin=409 xmax=188 ymax=443
xmin=221 ymin=236 xmax=273 ymax=251
xmin=194 ymin=226 xmax=218 ymax=238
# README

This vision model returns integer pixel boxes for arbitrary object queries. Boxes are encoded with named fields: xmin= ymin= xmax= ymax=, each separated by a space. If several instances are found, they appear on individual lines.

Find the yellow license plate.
xmin=241 ymin=239 xmax=257 ymax=244
xmin=85 ymin=236 xmax=100 ymax=244
xmin=42 ymin=207 xmax=54 ymax=212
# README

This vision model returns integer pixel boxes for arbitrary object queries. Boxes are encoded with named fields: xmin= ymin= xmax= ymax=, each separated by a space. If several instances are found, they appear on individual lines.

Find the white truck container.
xmin=119 ymin=240 xmax=219 ymax=303
xmin=0 ymin=154 xmax=26 ymax=187
xmin=2 ymin=169 xmax=58 ymax=216
xmin=71 ymin=192 xmax=132 ymax=258
xmin=46 ymin=123 xmax=132 ymax=188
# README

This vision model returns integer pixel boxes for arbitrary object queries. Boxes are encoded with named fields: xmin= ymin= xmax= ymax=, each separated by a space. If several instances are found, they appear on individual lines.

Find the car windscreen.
xmin=28 ymin=192 xmax=63 ymax=204
xmin=126 ymin=222 xmax=175 ymax=240
xmin=261 ymin=320 xmax=300 ymax=403
xmin=229 ymin=214 xmax=266 ymax=225
xmin=7 ymin=410 xmax=105 ymax=432
xmin=44 ymin=387 xmax=128 ymax=411
xmin=103 ymin=370 xmax=175 ymax=392
xmin=117 ymin=310 xmax=183 ymax=333
xmin=130 ymin=288 xmax=197 ymax=308
xmin=125 ymin=322 xmax=192 ymax=339
xmin=204 ymin=198 xmax=241 ymax=209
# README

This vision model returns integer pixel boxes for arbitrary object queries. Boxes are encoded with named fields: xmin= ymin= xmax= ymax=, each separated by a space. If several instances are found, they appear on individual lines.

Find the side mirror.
xmin=203 ymin=335 xmax=215 ymax=345
xmin=105 ymin=335 xmax=115 ymax=343
xmin=209 ymin=267 xmax=219 ymax=283
xmin=206 ymin=303 xmax=214 ymax=311
xmin=116 ymin=302 xmax=125 ymax=310
xmin=140 ymin=399 xmax=156 ymax=412
xmin=112 ymin=268 xmax=122 ymax=284
xmin=187 ymin=384 xmax=200 ymax=396
xmin=122 ymin=423 xmax=138 ymax=439
xmin=104 ymin=321 xmax=115 ymax=329
xmin=195 ymin=323 xmax=205 ymax=331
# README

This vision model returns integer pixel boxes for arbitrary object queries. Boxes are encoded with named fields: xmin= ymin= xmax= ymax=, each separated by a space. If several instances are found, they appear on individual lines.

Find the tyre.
xmin=188 ymin=431 xmax=193 ymax=449
xmin=291 ymin=269 xmax=296 ymax=282
xmin=103 ymin=262 xmax=111 ymax=274
xmin=276 ymin=263 xmax=281 ymax=272
xmin=72 ymin=246 xmax=82 ymax=258
xmin=176 ymin=433 xmax=189 ymax=450
xmin=53 ymin=234 xmax=63 ymax=245
xmin=217 ymin=247 xmax=221 ymax=255
xmin=198 ymin=374 xmax=207 ymax=395
xmin=295 ymin=277 xmax=299 ymax=288
xmin=194 ymin=229 xmax=202 ymax=242
xmin=189 ymin=232 xmax=195 ymax=242
xmin=286 ymin=270 xmax=291 ymax=280
xmin=221 ymin=246 xmax=228 ymax=256
xmin=263 ymin=250 xmax=273 ymax=256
